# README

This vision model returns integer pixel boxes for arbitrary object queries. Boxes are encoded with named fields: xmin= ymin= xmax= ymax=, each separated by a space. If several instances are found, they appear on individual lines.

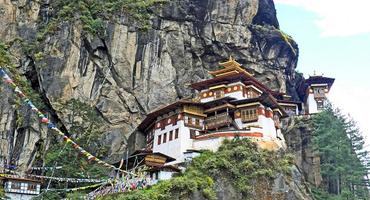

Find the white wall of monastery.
xmin=225 ymin=90 xmax=244 ymax=100
xmin=193 ymin=137 xmax=224 ymax=152
xmin=307 ymin=93 xmax=318 ymax=114
xmin=200 ymin=96 xmax=215 ymax=103
xmin=153 ymin=121 xmax=192 ymax=163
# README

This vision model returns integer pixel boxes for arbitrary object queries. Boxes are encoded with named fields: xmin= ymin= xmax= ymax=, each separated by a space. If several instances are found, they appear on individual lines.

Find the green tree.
xmin=312 ymin=105 xmax=369 ymax=199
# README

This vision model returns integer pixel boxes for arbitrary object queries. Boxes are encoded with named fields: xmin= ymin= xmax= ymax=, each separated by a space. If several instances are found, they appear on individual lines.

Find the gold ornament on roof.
xmin=209 ymin=56 xmax=253 ymax=77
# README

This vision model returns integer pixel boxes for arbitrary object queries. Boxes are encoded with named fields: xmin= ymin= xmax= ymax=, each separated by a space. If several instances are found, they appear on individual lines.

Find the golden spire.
xmin=218 ymin=56 xmax=241 ymax=68
xmin=229 ymin=55 xmax=234 ymax=62
xmin=209 ymin=56 xmax=252 ymax=77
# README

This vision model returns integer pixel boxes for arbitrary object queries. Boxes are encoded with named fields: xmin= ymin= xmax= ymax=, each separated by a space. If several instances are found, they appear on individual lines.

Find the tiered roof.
xmin=298 ymin=75 xmax=335 ymax=100
xmin=190 ymin=57 xmax=278 ymax=96
xmin=137 ymin=57 xmax=290 ymax=131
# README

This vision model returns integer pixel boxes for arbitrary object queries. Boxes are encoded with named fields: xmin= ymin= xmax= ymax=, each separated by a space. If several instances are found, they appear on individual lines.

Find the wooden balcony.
xmin=184 ymin=122 xmax=203 ymax=129
xmin=205 ymin=113 xmax=233 ymax=130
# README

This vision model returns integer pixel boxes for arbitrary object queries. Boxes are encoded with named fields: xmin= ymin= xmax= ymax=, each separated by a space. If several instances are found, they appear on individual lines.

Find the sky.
xmin=274 ymin=0 xmax=370 ymax=148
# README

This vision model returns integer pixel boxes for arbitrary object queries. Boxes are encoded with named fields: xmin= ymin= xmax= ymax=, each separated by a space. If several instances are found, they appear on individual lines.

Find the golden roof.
xmin=209 ymin=56 xmax=253 ymax=77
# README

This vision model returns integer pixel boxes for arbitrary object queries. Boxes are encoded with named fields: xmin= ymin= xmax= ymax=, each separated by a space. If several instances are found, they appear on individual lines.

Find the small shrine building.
xmin=1 ymin=175 xmax=42 ymax=200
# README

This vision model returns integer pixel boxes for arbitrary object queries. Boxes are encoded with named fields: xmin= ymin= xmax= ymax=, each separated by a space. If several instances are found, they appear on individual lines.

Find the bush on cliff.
xmin=103 ymin=139 xmax=295 ymax=200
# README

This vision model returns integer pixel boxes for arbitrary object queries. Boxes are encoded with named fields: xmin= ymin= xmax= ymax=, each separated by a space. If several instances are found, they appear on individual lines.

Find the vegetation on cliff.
xmin=0 ymin=42 xmax=11 ymax=67
xmin=310 ymin=106 xmax=369 ymax=199
xmin=103 ymin=139 xmax=295 ymax=200
xmin=32 ymin=99 xmax=112 ymax=199
xmin=44 ymin=0 xmax=166 ymax=37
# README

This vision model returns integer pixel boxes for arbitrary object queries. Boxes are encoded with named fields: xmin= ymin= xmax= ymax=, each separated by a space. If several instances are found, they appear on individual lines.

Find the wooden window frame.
xmin=157 ymin=135 xmax=162 ymax=145
xmin=169 ymin=131 xmax=173 ymax=141
xmin=190 ymin=129 xmax=196 ymax=139
xmin=175 ymin=129 xmax=179 ymax=139
xmin=241 ymin=107 xmax=258 ymax=123
xmin=12 ymin=182 xmax=21 ymax=189
xmin=163 ymin=133 xmax=167 ymax=143
xmin=317 ymin=100 xmax=324 ymax=110
xmin=195 ymin=118 xmax=200 ymax=126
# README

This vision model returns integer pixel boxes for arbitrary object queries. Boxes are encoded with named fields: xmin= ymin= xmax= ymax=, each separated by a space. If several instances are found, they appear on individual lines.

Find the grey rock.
xmin=283 ymin=116 xmax=322 ymax=187
xmin=0 ymin=0 xmax=300 ymax=170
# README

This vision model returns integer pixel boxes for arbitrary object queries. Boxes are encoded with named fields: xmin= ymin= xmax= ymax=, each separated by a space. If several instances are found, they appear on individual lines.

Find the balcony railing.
xmin=184 ymin=122 xmax=203 ymax=129
xmin=205 ymin=113 xmax=233 ymax=130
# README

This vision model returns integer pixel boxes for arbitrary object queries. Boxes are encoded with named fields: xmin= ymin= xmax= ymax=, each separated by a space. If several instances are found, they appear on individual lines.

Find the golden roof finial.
xmin=219 ymin=56 xmax=240 ymax=68
xmin=211 ymin=57 xmax=253 ymax=77
xmin=229 ymin=55 xmax=234 ymax=62
xmin=311 ymin=70 xmax=323 ymax=77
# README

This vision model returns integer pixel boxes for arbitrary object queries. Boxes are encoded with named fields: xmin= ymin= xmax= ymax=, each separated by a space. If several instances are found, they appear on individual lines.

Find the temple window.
xmin=187 ymin=117 xmax=192 ymax=124
xmin=175 ymin=129 xmax=179 ymax=139
xmin=169 ymin=131 xmax=173 ymax=141
xmin=12 ymin=182 xmax=21 ymax=189
xmin=246 ymin=90 xmax=252 ymax=98
xmin=317 ymin=100 xmax=324 ymax=110
xmin=195 ymin=119 xmax=200 ymax=126
xmin=313 ymin=87 xmax=326 ymax=94
xmin=245 ymin=88 xmax=258 ymax=98
xmin=28 ymin=184 xmax=36 ymax=191
xmin=190 ymin=129 xmax=196 ymax=139
xmin=21 ymin=182 xmax=26 ymax=190
xmin=241 ymin=108 xmax=258 ymax=122
xmin=157 ymin=135 xmax=162 ymax=145
xmin=163 ymin=133 xmax=167 ymax=143
xmin=214 ymin=90 xmax=224 ymax=98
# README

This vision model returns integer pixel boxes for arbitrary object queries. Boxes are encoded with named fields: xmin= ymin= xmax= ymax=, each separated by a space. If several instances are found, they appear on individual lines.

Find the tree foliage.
xmin=36 ymin=99 xmax=111 ymax=198
xmin=41 ymin=0 xmax=167 ymax=38
xmin=311 ymin=105 xmax=370 ymax=199
xmin=0 ymin=42 xmax=11 ymax=67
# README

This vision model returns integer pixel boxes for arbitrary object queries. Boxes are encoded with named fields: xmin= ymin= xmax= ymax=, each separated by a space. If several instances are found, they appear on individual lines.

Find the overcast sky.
xmin=274 ymin=0 xmax=370 ymax=148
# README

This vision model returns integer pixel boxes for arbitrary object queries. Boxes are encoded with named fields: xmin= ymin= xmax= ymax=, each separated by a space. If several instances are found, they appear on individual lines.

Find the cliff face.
xmin=283 ymin=116 xmax=322 ymax=187
xmin=0 ymin=0 xmax=300 ymax=172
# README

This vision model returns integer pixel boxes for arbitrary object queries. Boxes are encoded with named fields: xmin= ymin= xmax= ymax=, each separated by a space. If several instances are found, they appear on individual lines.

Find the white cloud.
xmin=274 ymin=0 xmax=370 ymax=37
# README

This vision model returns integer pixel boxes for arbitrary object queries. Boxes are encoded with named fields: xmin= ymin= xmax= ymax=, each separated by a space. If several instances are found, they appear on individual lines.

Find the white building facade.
xmin=135 ymin=58 xmax=335 ymax=168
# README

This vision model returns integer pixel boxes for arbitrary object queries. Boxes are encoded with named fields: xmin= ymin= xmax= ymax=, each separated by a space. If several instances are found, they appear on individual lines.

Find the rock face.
xmin=283 ymin=116 xmax=322 ymax=187
xmin=0 ymin=0 xmax=299 ymax=169
xmin=211 ymin=166 xmax=313 ymax=200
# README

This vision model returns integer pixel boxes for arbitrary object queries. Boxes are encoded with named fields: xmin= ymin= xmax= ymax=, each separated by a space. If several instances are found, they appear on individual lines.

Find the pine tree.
xmin=312 ymin=105 xmax=369 ymax=199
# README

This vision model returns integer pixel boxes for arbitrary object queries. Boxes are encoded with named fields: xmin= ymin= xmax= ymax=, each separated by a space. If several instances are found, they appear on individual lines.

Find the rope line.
xmin=0 ymin=173 xmax=107 ymax=183
xmin=45 ymin=143 xmax=68 ymax=193
xmin=0 ymin=67 xmax=136 ymax=176
xmin=42 ymin=182 xmax=104 ymax=192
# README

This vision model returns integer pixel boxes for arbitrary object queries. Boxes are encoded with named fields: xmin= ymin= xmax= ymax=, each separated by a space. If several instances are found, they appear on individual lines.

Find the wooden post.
xmin=215 ymin=111 xmax=218 ymax=131
xmin=227 ymin=107 xmax=230 ymax=127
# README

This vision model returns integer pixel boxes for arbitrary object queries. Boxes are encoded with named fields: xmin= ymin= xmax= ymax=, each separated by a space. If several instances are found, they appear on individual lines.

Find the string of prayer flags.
xmin=31 ymin=166 xmax=63 ymax=171
xmin=26 ymin=174 xmax=107 ymax=183
xmin=0 ymin=67 xmax=136 ymax=176
xmin=87 ymin=176 xmax=154 ymax=199
xmin=0 ymin=164 xmax=17 ymax=169
xmin=43 ymin=182 xmax=104 ymax=192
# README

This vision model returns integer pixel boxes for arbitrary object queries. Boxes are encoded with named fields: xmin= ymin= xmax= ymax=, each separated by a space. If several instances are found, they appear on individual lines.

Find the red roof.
xmin=137 ymin=100 xmax=202 ymax=131
xmin=298 ymin=76 xmax=335 ymax=99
